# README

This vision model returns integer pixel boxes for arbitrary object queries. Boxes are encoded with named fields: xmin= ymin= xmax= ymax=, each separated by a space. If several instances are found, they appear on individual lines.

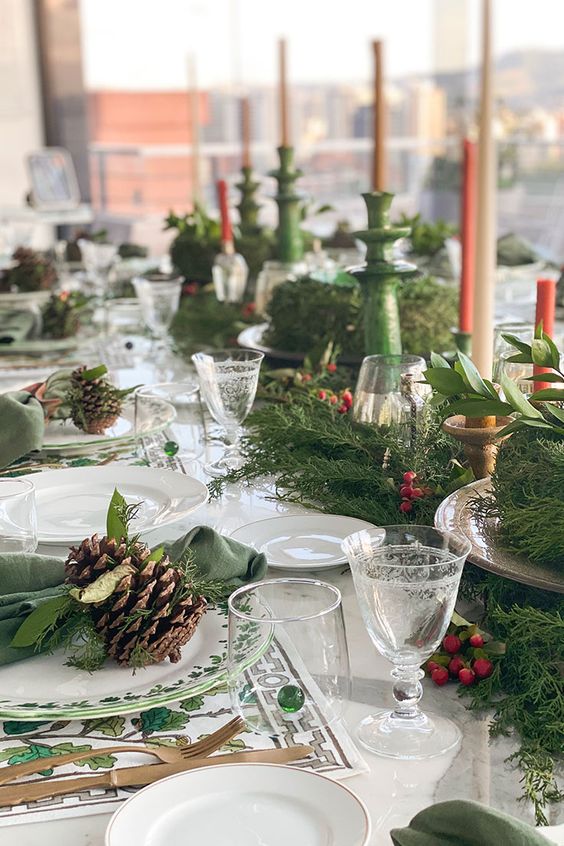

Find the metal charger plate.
xmin=435 ymin=479 xmax=564 ymax=594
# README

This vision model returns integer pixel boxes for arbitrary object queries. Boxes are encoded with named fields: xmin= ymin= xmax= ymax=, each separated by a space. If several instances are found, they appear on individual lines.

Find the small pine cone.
xmin=70 ymin=366 xmax=123 ymax=434
xmin=65 ymin=536 xmax=207 ymax=668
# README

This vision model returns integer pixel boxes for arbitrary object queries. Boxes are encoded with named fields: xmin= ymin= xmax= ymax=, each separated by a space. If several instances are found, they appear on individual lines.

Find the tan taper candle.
xmin=371 ymin=40 xmax=386 ymax=192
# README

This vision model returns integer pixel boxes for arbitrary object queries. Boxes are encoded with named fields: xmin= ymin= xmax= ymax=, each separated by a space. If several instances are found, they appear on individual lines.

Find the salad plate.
xmin=26 ymin=466 xmax=208 ymax=544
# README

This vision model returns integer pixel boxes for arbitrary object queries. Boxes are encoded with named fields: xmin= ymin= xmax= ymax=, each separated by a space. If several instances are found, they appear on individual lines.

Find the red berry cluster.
xmin=241 ymin=301 xmax=257 ymax=319
xmin=317 ymin=387 xmax=353 ymax=414
xmin=426 ymin=624 xmax=502 ymax=689
xmin=398 ymin=471 xmax=433 ymax=514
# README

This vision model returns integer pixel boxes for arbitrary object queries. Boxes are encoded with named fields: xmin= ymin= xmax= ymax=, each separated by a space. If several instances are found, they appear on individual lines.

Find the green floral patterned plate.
xmin=0 ymin=607 xmax=229 ymax=720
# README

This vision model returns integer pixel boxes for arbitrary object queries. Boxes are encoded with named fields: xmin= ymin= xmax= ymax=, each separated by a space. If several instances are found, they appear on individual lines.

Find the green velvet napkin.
xmin=0 ymin=526 xmax=267 ymax=666
xmin=390 ymin=800 xmax=549 ymax=846
xmin=0 ymin=309 xmax=39 ymax=343
xmin=165 ymin=526 xmax=267 ymax=588
xmin=0 ymin=391 xmax=45 ymax=469
xmin=0 ymin=553 xmax=65 ymax=666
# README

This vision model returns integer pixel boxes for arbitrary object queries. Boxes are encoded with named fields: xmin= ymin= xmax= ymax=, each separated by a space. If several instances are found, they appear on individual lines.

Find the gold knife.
xmin=0 ymin=746 xmax=314 ymax=807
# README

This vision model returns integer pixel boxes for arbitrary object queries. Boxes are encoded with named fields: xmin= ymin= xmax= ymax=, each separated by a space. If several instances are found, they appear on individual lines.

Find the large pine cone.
xmin=69 ymin=366 xmax=122 ymax=434
xmin=65 ymin=535 xmax=207 ymax=667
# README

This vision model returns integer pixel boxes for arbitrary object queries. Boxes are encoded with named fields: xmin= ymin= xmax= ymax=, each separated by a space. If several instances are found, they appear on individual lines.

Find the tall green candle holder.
xmin=235 ymin=167 xmax=275 ymax=281
xmin=236 ymin=166 xmax=261 ymax=235
xmin=350 ymin=192 xmax=417 ymax=356
xmin=270 ymin=146 xmax=304 ymax=263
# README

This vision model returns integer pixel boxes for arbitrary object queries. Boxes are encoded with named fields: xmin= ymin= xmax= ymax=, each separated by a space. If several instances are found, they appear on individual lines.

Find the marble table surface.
xmin=1 ymin=347 xmax=563 ymax=845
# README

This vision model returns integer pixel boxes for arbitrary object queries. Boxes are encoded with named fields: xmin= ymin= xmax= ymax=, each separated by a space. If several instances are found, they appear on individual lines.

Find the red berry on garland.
xmin=473 ymin=658 xmax=493 ymax=679
xmin=302 ymin=373 xmax=312 ymax=382
xmin=431 ymin=666 xmax=449 ymax=686
xmin=469 ymin=633 xmax=484 ymax=648
xmin=410 ymin=487 xmax=424 ymax=499
xmin=448 ymin=656 xmax=465 ymax=677
xmin=337 ymin=404 xmax=348 ymax=414
xmin=442 ymin=634 xmax=462 ymax=654
xmin=317 ymin=390 xmax=327 ymax=400
xmin=341 ymin=390 xmax=353 ymax=409
xmin=427 ymin=661 xmax=440 ymax=673
xmin=403 ymin=471 xmax=417 ymax=483
xmin=458 ymin=668 xmax=476 ymax=686
xmin=327 ymin=363 xmax=337 ymax=373
xmin=399 ymin=485 xmax=413 ymax=498
xmin=329 ymin=395 xmax=338 ymax=405
xmin=399 ymin=500 xmax=413 ymax=514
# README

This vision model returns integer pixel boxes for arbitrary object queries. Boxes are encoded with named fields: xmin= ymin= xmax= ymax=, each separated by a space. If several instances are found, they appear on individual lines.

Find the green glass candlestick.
xmin=236 ymin=166 xmax=261 ymax=235
xmin=350 ymin=192 xmax=417 ymax=356
xmin=270 ymin=146 xmax=304 ymax=263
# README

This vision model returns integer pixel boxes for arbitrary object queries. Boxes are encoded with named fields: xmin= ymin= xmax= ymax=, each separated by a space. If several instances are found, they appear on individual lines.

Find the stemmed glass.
xmin=192 ymin=348 xmax=263 ymax=476
xmin=228 ymin=578 xmax=350 ymax=738
xmin=342 ymin=525 xmax=471 ymax=759
xmin=133 ymin=273 xmax=182 ymax=352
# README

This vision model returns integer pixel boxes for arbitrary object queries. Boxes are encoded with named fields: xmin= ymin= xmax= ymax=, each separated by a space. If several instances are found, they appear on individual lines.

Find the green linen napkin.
xmin=0 ymin=526 xmax=267 ymax=666
xmin=390 ymin=800 xmax=549 ymax=846
xmin=165 ymin=526 xmax=267 ymax=588
xmin=0 ymin=309 xmax=39 ymax=343
xmin=0 ymin=553 xmax=65 ymax=665
xmin=0 ymin=391 xmax=45 ymax=469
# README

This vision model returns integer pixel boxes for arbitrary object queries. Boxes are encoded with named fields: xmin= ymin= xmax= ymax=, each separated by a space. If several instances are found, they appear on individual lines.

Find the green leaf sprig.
xmin=425 ymin=326 xmax=564 ymax=438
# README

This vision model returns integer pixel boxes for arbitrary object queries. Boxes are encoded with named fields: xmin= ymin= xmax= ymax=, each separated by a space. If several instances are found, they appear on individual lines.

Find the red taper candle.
xmin=459 ymin=139 xmax=477 ymax=334
xmin=217 ymin=179 xmax=232 ymax=245
xmin=533 ymin=277 xmax=557 ymax=390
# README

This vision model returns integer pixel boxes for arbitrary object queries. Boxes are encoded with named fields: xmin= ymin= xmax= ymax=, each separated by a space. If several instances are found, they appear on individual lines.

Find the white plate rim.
xmin=105 ymin=762 xmax=372 ymax=846
xmin=229 ymin=514 xmax=377 ymax=570
xmin=25 ymin=465 xmax=209 ymax=544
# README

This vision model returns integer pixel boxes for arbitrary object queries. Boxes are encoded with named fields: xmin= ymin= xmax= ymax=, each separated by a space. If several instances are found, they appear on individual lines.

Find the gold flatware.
xmin=0 ymin=716 xmax=245 ymax=786
xmin=0 ymin=745 xmax=314 ymax=806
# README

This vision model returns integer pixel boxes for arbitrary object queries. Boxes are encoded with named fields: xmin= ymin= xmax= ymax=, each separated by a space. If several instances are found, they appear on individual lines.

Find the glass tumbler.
xmin=0 ymin=479 xmax=38 ymax=553
xmin=133 ymin=273 xmax=182 ymax=347
xmin=342 ymin=525 xmax=471 ymax=760
xmin=135 ymin=381 xmax=202 ymax=462
xmin=353 ymin=354 xmax=430 ymax=445
xmin=228 ymin=578 xmax=350 ymax=738
xmin=192 ymin=348 xmax=263 ymax=476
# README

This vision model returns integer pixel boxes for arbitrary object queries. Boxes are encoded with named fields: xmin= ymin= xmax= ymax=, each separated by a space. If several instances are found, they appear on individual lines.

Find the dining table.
xmin=0 ymin=334 xmax=563 ymax=846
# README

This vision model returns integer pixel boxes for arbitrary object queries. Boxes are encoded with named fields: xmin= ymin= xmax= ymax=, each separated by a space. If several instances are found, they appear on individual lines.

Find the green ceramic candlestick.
xmin=350 ymin=192 xmax=417 ymax=356
xmin=270 ymin=146 xmax=304 ymax=263
xmin=236 ymin=166 xmax=261 ymax=235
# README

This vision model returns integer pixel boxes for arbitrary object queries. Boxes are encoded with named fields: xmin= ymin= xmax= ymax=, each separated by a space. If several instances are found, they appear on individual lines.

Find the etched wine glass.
xmin=192 ymin=348 xmax=263 ymax=476
xmin=133 ymin=273 xmax=182 ymax=348
xmin=342 ymin=525 xmax=471 ymax=759
xmin=228 ymin=578 xmax=350 ymax=738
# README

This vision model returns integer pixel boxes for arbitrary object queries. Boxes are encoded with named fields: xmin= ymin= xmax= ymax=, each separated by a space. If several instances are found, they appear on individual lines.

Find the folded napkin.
xmin=0 ymin=526 xmax=267 ymax=666
xmin=165 ymin=526 xmax=267 ymax=588
xmin=390 ymin=800 xmax=549 ymax=846
xmin=0 ymin=309 xmax=39 ymax=344
xmin=0 ymin=391 xmax=45 ymax=469
xmin=0 ymin=553 xmax=65 ymax=665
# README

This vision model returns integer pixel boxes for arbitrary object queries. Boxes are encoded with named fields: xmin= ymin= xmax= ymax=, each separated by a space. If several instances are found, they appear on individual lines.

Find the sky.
xmin=79 ymin=0 xmax=564 ymax=90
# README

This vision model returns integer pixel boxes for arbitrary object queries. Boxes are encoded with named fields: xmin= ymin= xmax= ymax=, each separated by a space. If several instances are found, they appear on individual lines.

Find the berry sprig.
xmin=398 ymin=470 xmax=433 ymax=514
xmin=426 ymin=619 xmax=505 ymax=689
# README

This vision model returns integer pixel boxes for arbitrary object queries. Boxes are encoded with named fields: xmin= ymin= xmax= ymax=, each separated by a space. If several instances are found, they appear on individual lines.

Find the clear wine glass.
xmin=228 ymin=578 xmax=350 ymax=738
xmin=342 ymin=525 xmax=471 ymax=759
xmin=192 ymin=348 xmax=263 ymax=476
xmin=133 ymin=273 xmax=182 ymax=349
xmin=0 ymin=479 xmax=37 ymax=553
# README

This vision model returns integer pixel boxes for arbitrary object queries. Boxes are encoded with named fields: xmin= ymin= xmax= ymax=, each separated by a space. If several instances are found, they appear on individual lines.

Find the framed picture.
xmin=26 ymin=147 xmax=80 ymax=210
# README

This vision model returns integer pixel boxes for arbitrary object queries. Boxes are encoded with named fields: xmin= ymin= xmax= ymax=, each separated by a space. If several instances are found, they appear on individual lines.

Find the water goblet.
xmin=135 ymin=381 xmax=203 ymax=462
xmin=133 ymin=273 xmax=182 ymax=350
xmin=228 ymin=578 xmax=350 ymax=738
xmin=342 ymin=525 xmax=471 ymax=759
xmin=191 ymin=348 xmax=263 ymax=476
xmin=0 ymin=479 xmax=37 ymax=553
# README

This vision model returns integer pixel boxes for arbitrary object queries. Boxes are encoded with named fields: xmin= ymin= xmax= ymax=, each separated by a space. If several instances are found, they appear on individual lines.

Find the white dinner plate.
xmin=0 ymin=607 xmax=227 ymax=719
xmin=25 ymin=466 xmax=208 ymax=544
xmin=105 ymin=763 xmax=371 ymax=846
xmin=42 ymin=397 xmax=175 ymax=454
xmin=229 ymin=514 xmax=377 ymax=571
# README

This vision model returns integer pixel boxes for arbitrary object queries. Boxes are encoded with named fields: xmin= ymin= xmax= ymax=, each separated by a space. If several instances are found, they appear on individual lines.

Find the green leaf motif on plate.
xmin=2 ymin=720 xmax=49 ymax=735
xmin=82 ymin=716 xmax=126 ymax=737
xmin=132 ymin=707 xmax=189 ymax=735
xmin=75 ymin=753 xmax=117 ymax=770
xmin=179 ymin=695 xmax=205 ymax=713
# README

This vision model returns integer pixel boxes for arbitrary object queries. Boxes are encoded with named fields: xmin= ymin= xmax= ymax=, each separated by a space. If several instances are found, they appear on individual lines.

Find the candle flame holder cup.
xmin=442 ymin=415 xmax=513 ymax=479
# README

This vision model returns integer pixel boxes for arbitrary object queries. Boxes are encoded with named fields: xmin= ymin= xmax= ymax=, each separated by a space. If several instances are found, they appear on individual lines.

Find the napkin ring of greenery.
xmin=11 ymin=490 xmax=224 ymax=672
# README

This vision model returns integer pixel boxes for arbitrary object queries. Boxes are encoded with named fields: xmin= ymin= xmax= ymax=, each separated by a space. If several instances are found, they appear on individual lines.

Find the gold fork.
xmin=0 ymin=715 xmax=245 ymax=786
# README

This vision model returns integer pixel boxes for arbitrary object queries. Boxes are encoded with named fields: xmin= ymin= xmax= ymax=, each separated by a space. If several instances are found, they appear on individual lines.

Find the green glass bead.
xmin=163 ymin=440 xmax=179 ymax=456
xmin=277 ymin=684 xmax=305 ymax=713
xmin=239 ymin=683 xmax=257 ymax=705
